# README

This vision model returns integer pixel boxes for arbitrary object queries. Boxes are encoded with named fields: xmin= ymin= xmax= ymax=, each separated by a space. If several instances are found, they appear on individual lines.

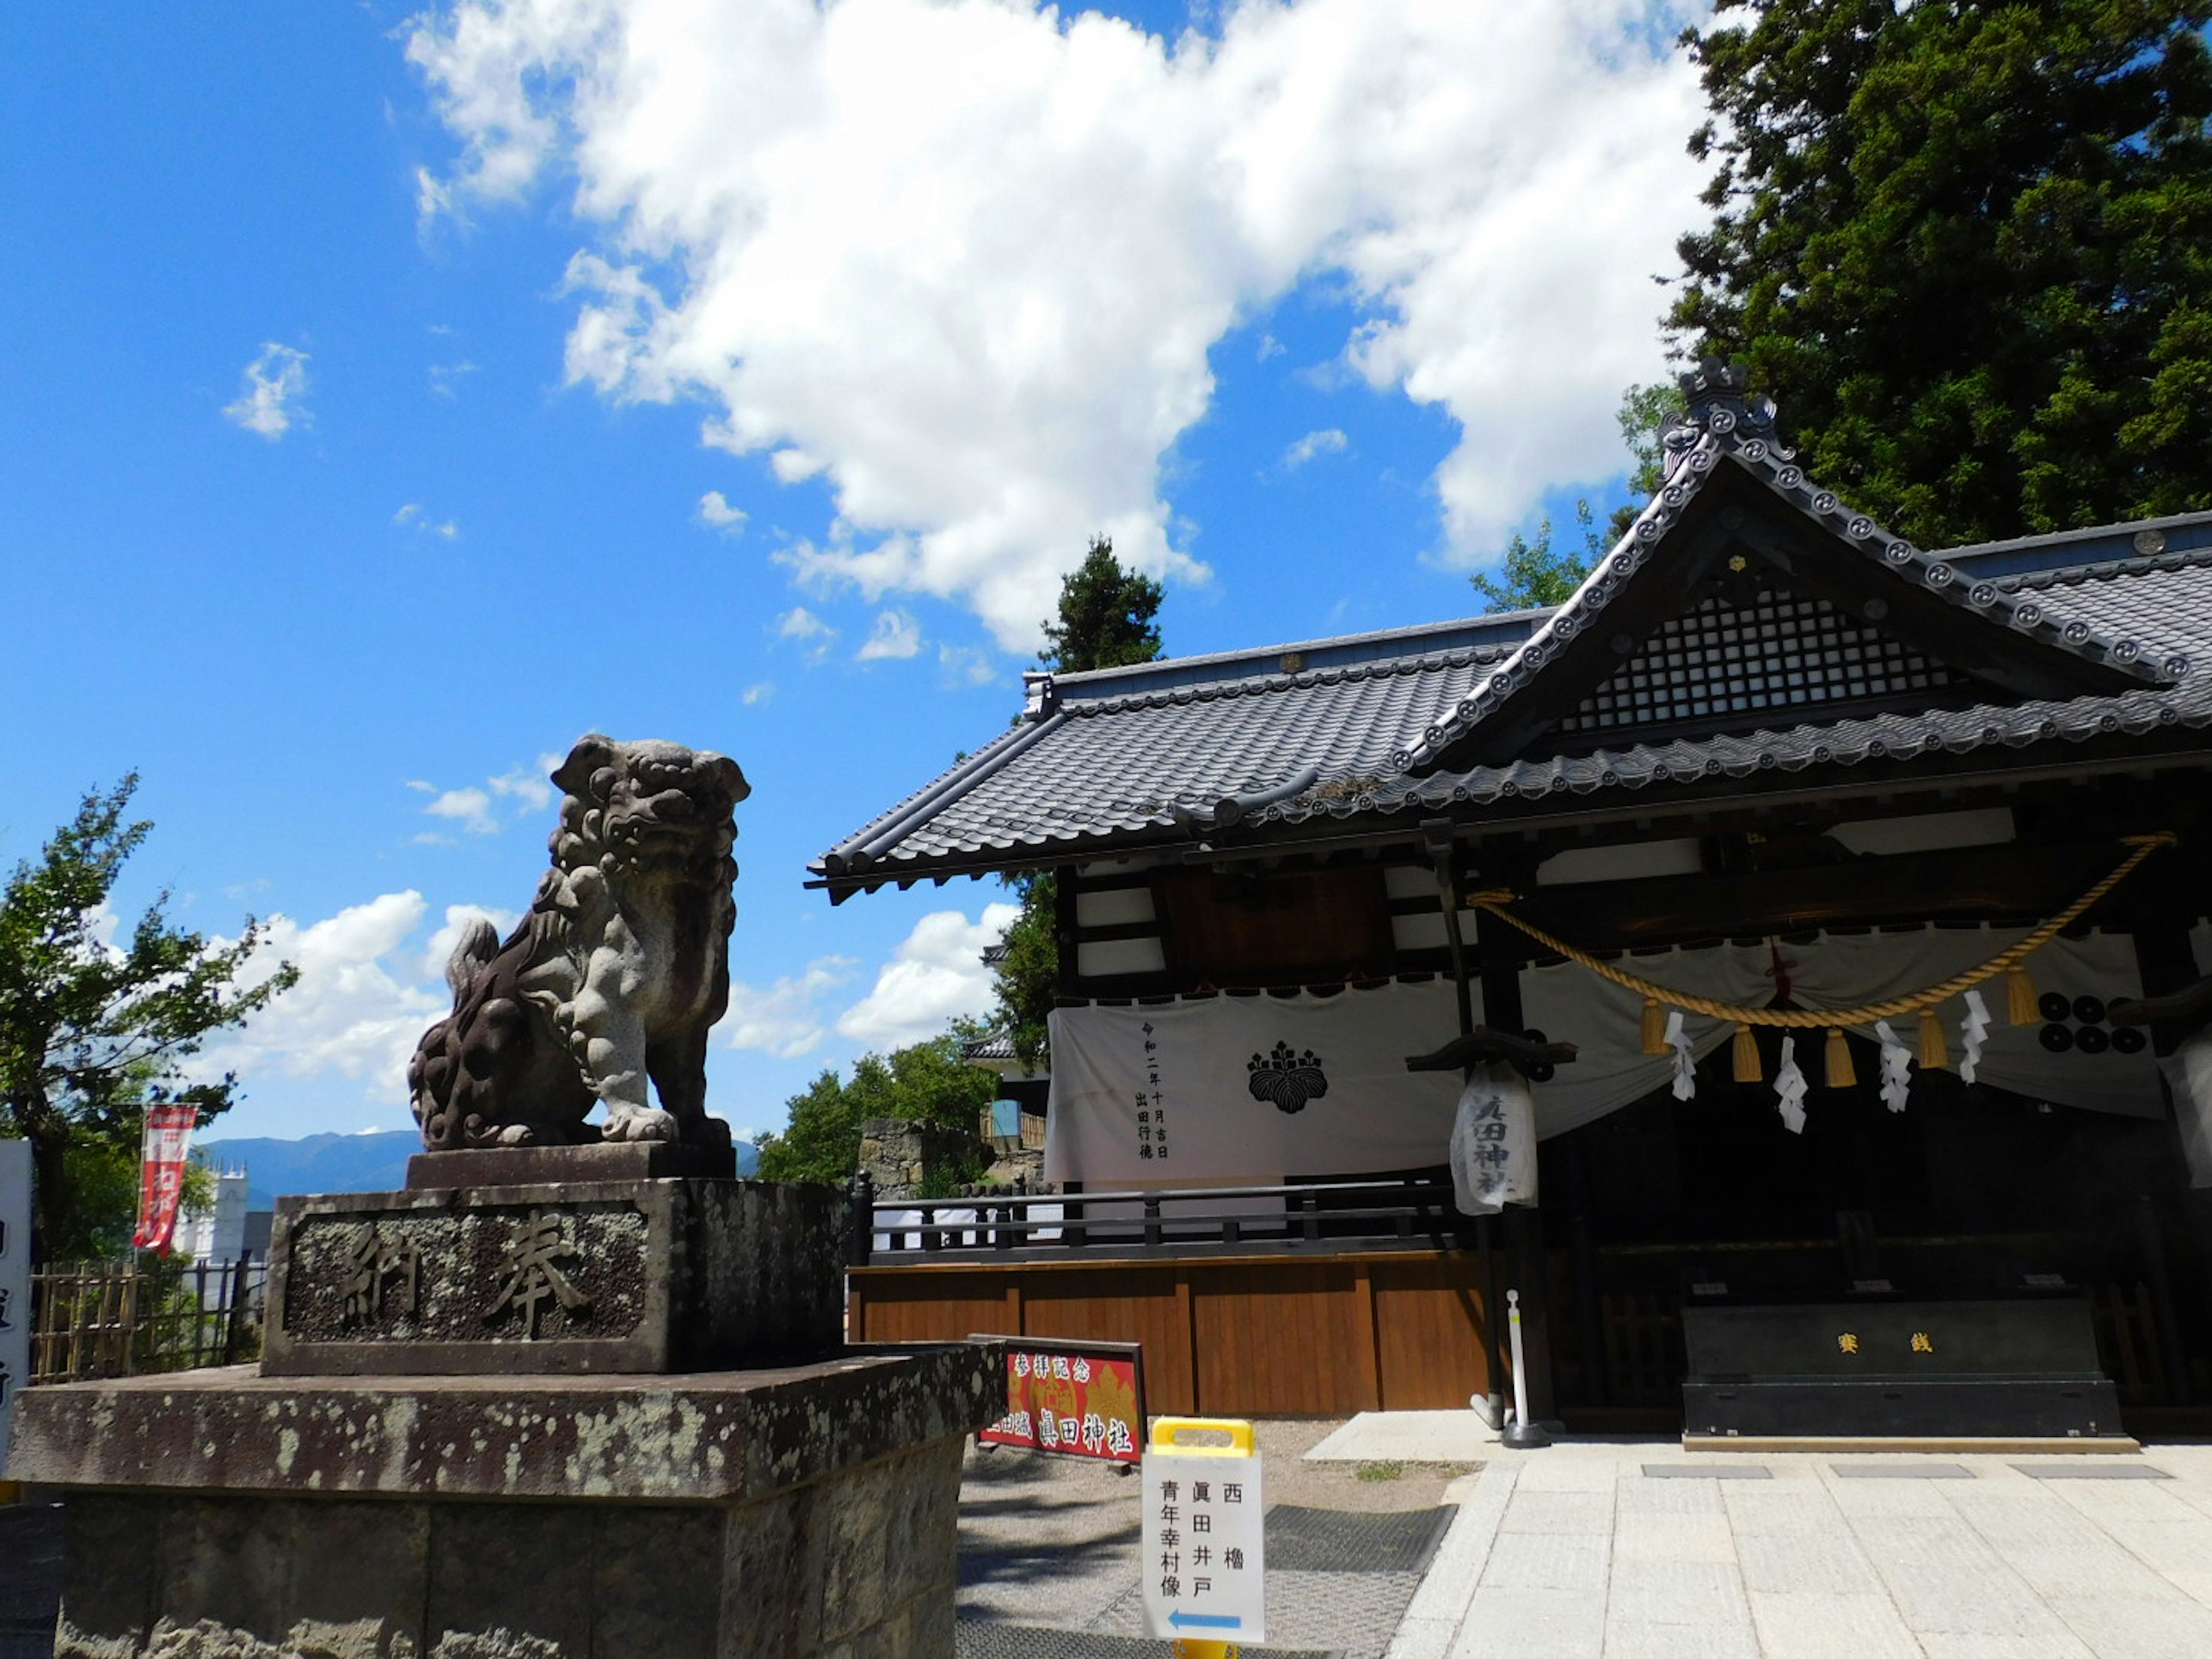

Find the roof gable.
xmin=1403 ymin=367 xmax=2176 ymax=775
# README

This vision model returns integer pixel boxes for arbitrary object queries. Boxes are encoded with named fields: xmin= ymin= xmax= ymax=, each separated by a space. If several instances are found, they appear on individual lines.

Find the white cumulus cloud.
xmin=856 ymin=609 xmax=922 ymax=662
xmin=418 ymin=902 xmax=521 ymax=983
xmin=837 ymin=902 xmax=1020 ymax=1051
xmin=938 ymin=645 xmax=999 ymax=687
xmin=409 ymin=0 xmax=1703 ymax=646
xmin=195 ymin=892 xmax=445 ymax=1099
xmin=698 ymin=489 xmax=748 ymax=531
xmin=724 ymin=956 xmax=861 ymax=1058
xmin=777 ymin=605 xmax=836 ymax=660
xmin=1282 ymin=427 xmax=1349 ymax=469
xmin=407 ymin=754 xmax=561 ymax=837
xmin=224 ymin=342 xmax=310 ymax=440
xmin=423 ymin=786 xmax=497 ymax=834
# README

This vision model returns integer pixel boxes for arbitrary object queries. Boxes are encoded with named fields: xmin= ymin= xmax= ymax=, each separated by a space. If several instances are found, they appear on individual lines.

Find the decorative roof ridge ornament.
xmin=1662 ymin=358 xmax=1782 ymax=480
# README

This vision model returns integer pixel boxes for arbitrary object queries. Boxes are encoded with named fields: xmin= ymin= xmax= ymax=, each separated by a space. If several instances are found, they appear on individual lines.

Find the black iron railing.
xmin=854 ymin=1175 xmax=1474 ymax=1264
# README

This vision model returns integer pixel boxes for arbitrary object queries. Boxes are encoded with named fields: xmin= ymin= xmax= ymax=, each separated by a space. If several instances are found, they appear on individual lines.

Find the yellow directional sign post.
xmin=1142 ymin=1416 xmax=1264 ymax=1657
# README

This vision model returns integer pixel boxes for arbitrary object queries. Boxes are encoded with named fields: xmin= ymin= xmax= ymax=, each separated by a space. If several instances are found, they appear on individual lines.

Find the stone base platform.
xmin=406 ymin=1141 xmax=738 ymax=1189
xmin=264 ymin=1177 xmax=844 ymax=1377
xmin=7 ymin=1346 xmax=1003 ymax=1659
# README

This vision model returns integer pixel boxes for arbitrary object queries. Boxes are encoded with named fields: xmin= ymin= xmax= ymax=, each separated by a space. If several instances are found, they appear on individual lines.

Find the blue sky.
xmin=0 ymin=0 xmax=1707 ymax=1146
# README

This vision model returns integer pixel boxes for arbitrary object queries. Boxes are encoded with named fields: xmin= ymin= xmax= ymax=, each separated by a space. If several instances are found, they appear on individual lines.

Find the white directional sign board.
xmin=1142 ymin=1425 xmax=1266 ymax=1645
xmin=0 ymin=1139 xmax=31 ymax=1463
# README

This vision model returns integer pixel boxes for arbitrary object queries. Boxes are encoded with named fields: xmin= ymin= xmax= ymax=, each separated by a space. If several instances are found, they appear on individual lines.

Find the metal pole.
xmin=1502 ymin=1288 xmax=1551 ymax=1449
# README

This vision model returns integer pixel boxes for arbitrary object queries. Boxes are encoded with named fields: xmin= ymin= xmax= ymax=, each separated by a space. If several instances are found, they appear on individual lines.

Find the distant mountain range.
xmin=199 ymin=1130 xmax=760 ymax=1209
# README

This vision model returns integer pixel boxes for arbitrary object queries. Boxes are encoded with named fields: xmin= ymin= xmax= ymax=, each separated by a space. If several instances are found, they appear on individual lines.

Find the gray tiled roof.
xmin=961 ymin=1028 xmax=1016 ymax=1063
xmin=813 ymin=394 xmax=2212 ymax=890
xmin=1390 ymin=370 xmax=2175 ymax=776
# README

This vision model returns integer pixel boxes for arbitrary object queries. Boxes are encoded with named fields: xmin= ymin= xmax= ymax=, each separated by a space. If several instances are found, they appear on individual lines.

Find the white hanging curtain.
xmin=1518 ymin=941 xmax=1774 ymax=1137
xmin=1042 ymin=929 xmax=2161 ymax=1188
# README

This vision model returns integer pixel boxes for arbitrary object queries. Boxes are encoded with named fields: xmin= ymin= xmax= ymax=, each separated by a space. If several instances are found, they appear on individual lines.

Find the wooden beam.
xmin=1498 ymin=842 xmax=2155 ymax=953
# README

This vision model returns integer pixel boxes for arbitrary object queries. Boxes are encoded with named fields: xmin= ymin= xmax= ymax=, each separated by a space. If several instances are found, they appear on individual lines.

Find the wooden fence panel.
xmin=849 ymin=1250 xmax=1492 ymax=1418
xmin=1369 ymin=1257 xmax=1492 ymax=1410
xmin=31 ymin=1258 xmax=264 ymax=1385
xmin=1019 ymin=1269 xmax=1195 ymax=1414
xmin=1191 ymin=1260 xmax=1364 ymax=1417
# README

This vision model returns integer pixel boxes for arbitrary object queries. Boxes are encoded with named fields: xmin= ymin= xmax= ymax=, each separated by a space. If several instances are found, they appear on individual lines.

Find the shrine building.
xmin=813 ymin=368 xmax=2212 ymax=1440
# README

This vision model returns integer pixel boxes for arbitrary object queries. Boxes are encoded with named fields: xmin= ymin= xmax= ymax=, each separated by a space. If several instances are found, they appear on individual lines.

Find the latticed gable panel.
xmin=1557 ymin=587 xmax=1967 ymax=739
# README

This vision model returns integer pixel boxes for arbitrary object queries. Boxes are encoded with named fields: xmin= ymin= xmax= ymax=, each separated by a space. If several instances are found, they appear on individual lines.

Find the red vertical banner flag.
xmin=132 ymin=1104 xmax=198 ymax=1251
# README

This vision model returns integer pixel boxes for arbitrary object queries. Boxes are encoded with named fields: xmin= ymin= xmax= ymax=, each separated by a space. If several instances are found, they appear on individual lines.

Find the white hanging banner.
xmin=1046 ymin=980 xmax=1472 ymax=1187
xmin=1450 ymin=1063 xmax=1537 ymax=1214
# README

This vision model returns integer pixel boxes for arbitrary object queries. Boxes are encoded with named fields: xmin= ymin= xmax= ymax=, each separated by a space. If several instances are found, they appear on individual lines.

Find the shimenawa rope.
xmin=1464 ymin=832 xmax=2175 ymax=1088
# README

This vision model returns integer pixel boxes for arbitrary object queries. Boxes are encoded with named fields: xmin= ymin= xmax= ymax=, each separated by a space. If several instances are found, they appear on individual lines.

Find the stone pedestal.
xmin=8 ymin=1348 xmax=1003 ymax=1659
xmin=9 ymin=1161 xmax=1004 ymax=1659
xmin=263 ymin=1177 xmax=844 ymax=1376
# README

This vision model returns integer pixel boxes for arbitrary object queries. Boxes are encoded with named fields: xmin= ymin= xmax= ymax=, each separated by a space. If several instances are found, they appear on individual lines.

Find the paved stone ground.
xmin=1387 ymin=1439 xmax=2212 ymax=1659
xmin=957 ymin=1420 xmax=1472 ymax=1657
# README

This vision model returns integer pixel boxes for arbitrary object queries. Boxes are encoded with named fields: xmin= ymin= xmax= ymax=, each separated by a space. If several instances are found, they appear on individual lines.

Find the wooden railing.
xmin=30 ymin=1256 xmax=265 ymax=1385
xmin=857 ymin=1175 xmax=1474 ymax=1263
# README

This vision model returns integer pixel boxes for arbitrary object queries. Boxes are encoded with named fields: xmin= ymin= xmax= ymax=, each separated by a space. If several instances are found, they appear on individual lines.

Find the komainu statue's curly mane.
xmin=408 ymin=734 xmax=749 ymax=1152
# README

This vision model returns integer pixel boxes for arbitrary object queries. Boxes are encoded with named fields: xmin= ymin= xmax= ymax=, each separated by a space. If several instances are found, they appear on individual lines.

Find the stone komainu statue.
xmin=408 ymin=735 xmax=749 ymax=1152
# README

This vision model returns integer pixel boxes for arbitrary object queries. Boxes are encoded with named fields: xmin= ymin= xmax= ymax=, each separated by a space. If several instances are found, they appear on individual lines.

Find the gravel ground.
xmin=956 ymin=1419 xmax=1479 ymax=1653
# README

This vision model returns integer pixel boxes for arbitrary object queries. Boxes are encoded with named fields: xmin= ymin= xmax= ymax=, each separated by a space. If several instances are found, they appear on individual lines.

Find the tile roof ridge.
xmin=1052 ymin=641 xmax=1517 ymax=718
xmin=1999 ymin=542 xmax=2212 ymax=592
xmin=1260 ymin=676 xmax=2209 ymax=829
xmin=1045 ymin=614 xmax=1548 ymax=693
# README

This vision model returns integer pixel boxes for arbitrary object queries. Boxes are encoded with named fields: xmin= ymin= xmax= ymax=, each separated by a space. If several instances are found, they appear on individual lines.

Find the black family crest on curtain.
xmin=1248 ymin=1041 xmax=1330 ymax=1113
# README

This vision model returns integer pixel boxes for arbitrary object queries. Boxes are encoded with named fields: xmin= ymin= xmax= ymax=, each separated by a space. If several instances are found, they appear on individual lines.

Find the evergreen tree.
xmin=992 ymin=537 xmax=1167 ymax=1069
xmin=1039 ymin=535 xmax=1164 ymax=674
xmin=1669 ymin=0 xmax=2212 ymax=545
xmin=0 ymin=778 xmax=297 ymax=1260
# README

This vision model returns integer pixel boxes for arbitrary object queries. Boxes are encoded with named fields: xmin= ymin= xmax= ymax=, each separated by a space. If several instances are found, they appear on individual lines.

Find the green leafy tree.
xmin=990 ymin=536 xmax=1168 ymax=1069
xmin=1668 ymin=0 xmax=2212 ymax=545
xmin=754 ymin=1029 xmax=996 ymax=1185
xmin=1609 ymin=380 xmax=1689 ymax=539
xmin=0 ymin=778 xmax=297 ymax=1261
xmin=1470 ymin=500 xmax=1608 ymax=613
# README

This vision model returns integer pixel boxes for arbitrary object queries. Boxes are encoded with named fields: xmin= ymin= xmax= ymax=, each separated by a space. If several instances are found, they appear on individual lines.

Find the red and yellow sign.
xmin=977 ymin=1339 xmax=1145 ymax=1464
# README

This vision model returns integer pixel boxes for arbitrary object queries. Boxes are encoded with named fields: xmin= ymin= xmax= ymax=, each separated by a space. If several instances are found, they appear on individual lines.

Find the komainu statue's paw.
xmin=601 ymin=1104 xmax=679 ymax=1143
